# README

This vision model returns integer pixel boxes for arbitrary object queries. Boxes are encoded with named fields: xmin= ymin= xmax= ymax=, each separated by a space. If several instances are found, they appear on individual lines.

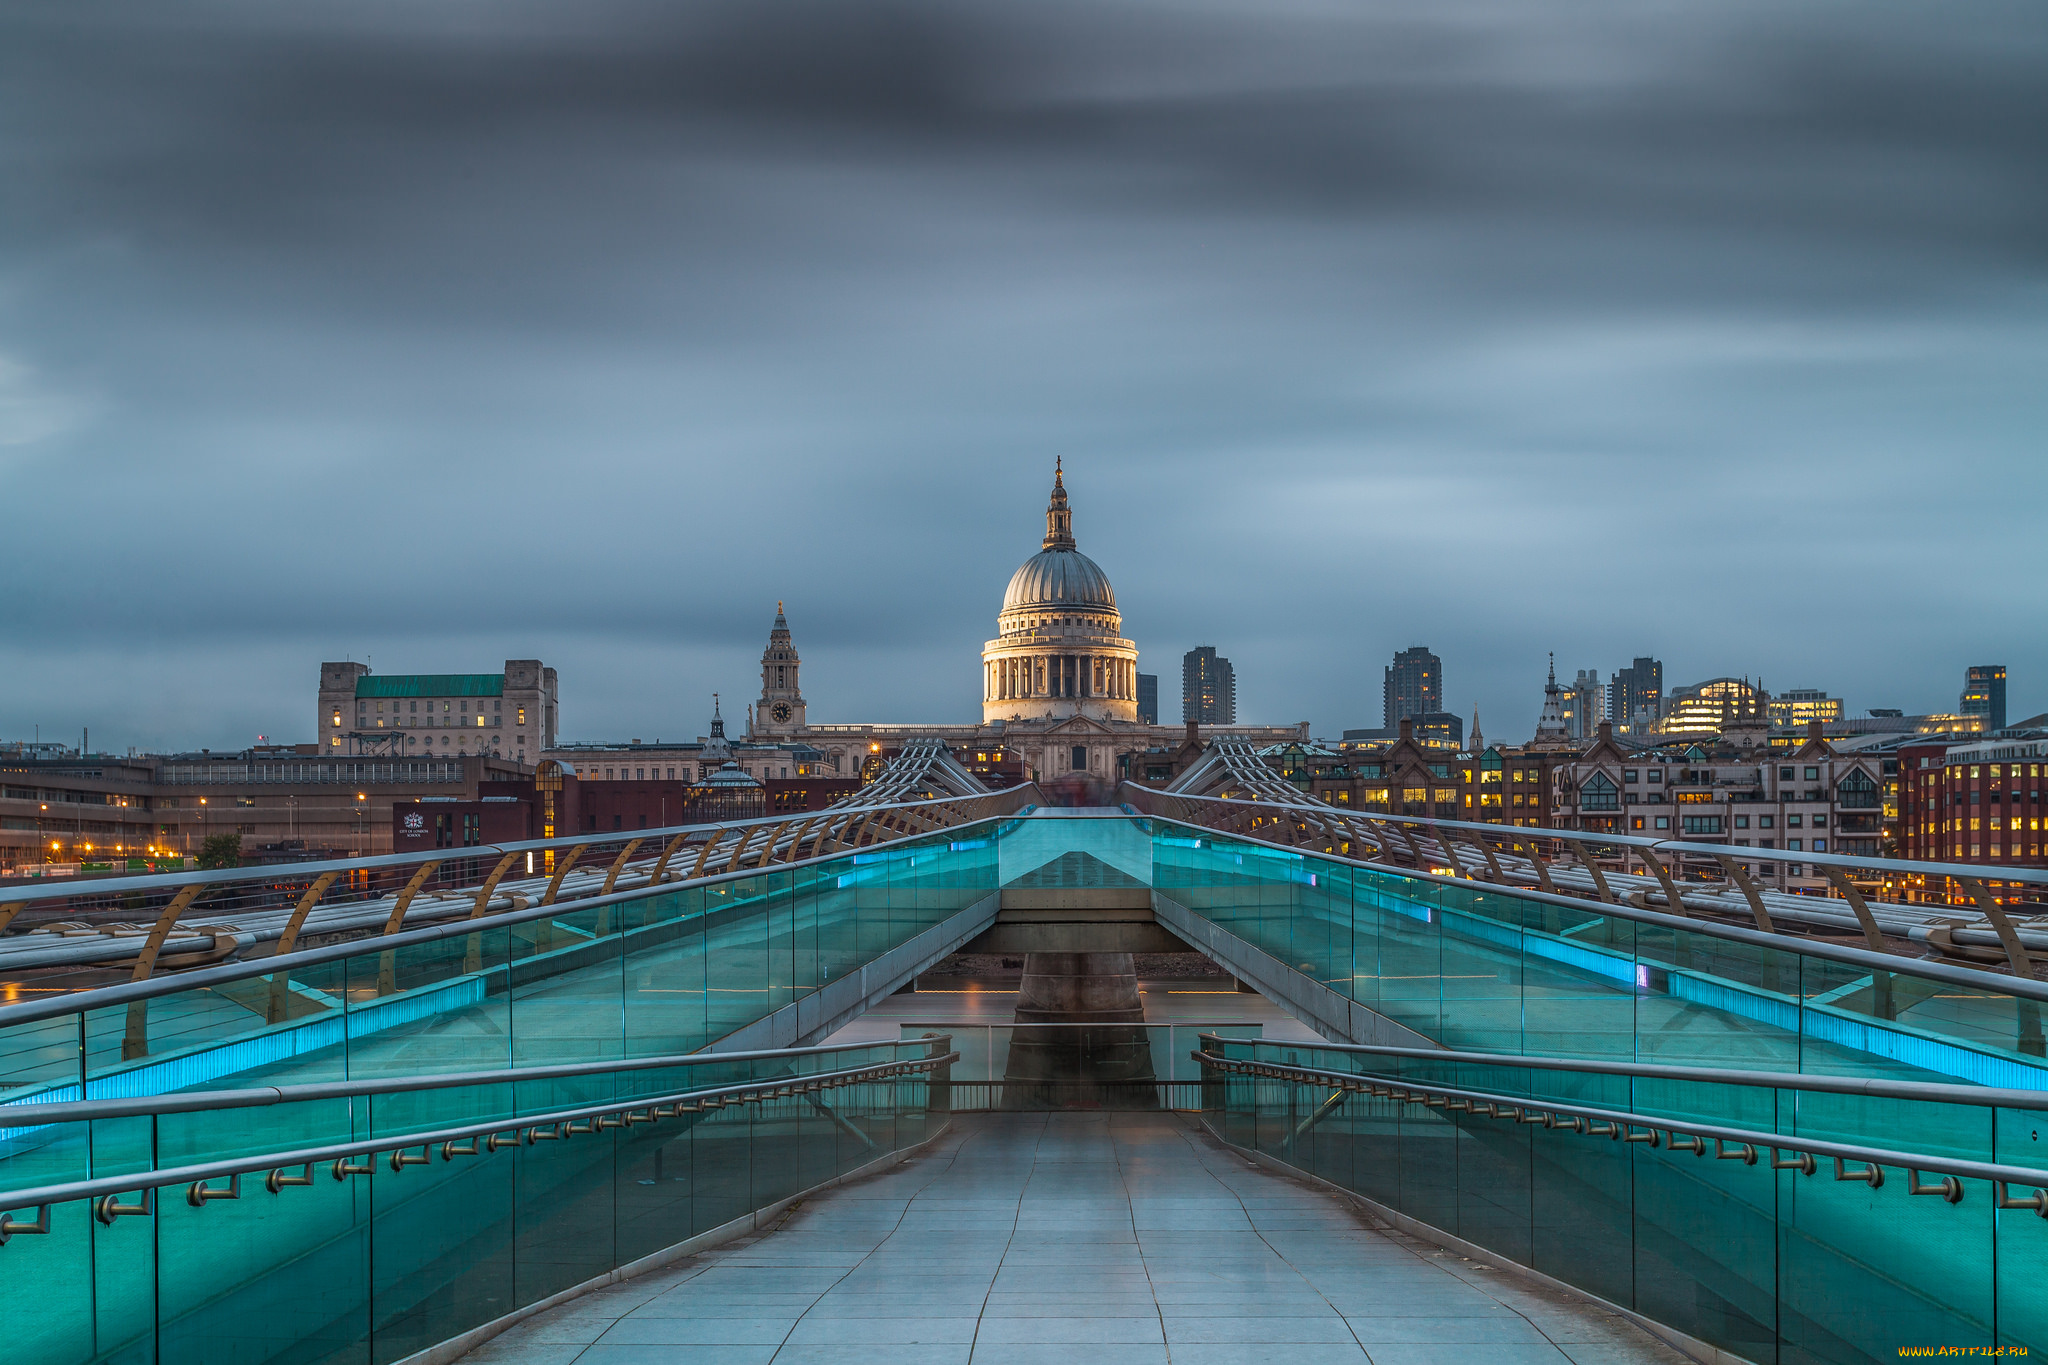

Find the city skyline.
xmin=3 ymin=0 xmax=2044 ymax=752
xmin=2 ymin=593 xmax=2029 ymax=756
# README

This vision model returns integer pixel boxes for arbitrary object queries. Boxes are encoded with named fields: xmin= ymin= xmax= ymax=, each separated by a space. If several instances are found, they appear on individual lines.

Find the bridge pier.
xmin=1001 ymin=951 xmax=1160 ymax=1108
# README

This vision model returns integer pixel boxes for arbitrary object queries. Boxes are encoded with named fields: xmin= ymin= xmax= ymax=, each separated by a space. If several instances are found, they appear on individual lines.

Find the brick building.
xmin=1896 ymin=736 xmax=2046 ymax=872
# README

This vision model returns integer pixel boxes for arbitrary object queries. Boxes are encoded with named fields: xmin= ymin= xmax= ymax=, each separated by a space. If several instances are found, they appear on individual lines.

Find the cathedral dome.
xmin=1002 ymin=548 xmax=1117 ymax=612
xmin=982 ymin=462 xmax=1140 ymax=726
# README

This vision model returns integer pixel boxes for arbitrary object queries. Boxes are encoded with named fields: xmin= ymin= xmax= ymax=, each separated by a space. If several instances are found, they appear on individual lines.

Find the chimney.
xmin=1808 ymin=720 xmax=1823 ymax=739
xmin=1398 ymin=717 xmax=1414 ymax=743
xmin=1598 ymin=721 xmax=1613 ymax=743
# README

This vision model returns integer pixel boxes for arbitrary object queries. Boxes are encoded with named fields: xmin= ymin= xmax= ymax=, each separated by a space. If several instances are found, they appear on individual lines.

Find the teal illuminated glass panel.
xmin=1205 ymin=1038 xmax=2048 ymax=1364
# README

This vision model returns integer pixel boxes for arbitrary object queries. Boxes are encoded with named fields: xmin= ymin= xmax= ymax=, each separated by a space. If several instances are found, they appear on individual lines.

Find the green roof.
xmin=355 ymin=673 xmax=504 ymax=699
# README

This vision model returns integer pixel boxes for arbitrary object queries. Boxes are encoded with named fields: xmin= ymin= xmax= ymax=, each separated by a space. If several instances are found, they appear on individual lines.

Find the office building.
xmin=1564 ymin=669 xmax=1603 ymax=740
xmin=1135 ymin=673 xmax=1158 ymax=724
xmin=1768 ymin=689 xmax=1843 ymax=729
xmin=1896 ymin=733 xmax=2045 ymax=873
xmin=1183 ymin=647 xmax=1237 ymax=725
xmin=1961 ymin=665 xmax=2007 ymax=732
xmin=319 ymin=660 xmax=557 ymax=763
xmin=1660 ymin=678 xmax=1767 ymax=738
xmin=1607 ymin=657 xmax=1663 ymax=732
xmin=1383 ymin=647 xmax=1442 ymax=728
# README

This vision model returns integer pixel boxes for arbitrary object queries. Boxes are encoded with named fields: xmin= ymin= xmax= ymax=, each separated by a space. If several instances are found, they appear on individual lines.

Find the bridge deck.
xmin=459 ymin=1112 xmax=1687 ymax=1365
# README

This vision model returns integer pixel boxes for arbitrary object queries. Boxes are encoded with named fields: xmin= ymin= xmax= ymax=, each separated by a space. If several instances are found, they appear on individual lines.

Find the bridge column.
xmin=1001 ymin=951 xmax=1158 ymax=1109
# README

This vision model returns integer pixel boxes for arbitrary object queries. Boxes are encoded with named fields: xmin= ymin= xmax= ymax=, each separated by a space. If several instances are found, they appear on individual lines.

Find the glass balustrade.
xmin=0 ymin=825 xmax=1001 ymax=1109
xmin=1145 ymin=819 xmax=2048 ymax=1088
xmin=1201 ymin=1036 xmax=2048 ymax=1364
xmin=4 ymin=1041 xmax=943 ymax=1365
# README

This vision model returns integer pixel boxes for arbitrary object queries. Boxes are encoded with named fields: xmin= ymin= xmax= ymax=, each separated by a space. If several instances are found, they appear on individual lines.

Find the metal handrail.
xmin=0 ymin=1051 xmax=959 ymax=1233
xmin=0 ymin=787 xmax=1032 ymax=912
xmin=1 ymin=1038 xmax=937 ymax=1127
xmin=1130 ymin=784 xmax=2048 ymax=891
xmin=1134 ymin=808 xmax=2048 ymax=1004
xmin=0 ymin=807 xmax=1026 ymax=1029
xmin=1193 ymin=1052 xmax=2048 ymax=1209
xmin=1194 ymin=1036 xmax=2048 ymax=1111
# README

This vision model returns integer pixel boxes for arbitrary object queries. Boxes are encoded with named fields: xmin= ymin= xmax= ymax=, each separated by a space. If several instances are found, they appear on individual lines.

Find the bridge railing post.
xmin=921 ymin=1032 xmax=953 ymax=1118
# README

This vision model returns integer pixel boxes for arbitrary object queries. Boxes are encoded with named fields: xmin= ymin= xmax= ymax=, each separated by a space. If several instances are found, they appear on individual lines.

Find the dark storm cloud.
xmin=1 ymin=0 xmax=2044 ymax=748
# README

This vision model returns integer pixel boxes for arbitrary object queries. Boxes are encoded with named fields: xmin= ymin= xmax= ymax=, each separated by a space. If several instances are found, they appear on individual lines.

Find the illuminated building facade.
xmin=1961 ymin=665 xmax=2008 ymax=732
xmin=1384 ymin=646 xmax=1442 ymax=728
xmin=1897 ymin=736 xmax=2046 ymax=872
xmin=1551 ymin=723 xmax=1884 ymax=890
xmin=1183 ymin=648 xmax=1237 ymax=725
xmin=1768 ymin=689 xmax=1844 ymax=729
xmin=318 ymin=660 xmax=556 ymax=763
xmin=1660 ymin=677 xmax=1766 ymax=737
xmin=1607 ymin=657 xmax=1663 ymax=733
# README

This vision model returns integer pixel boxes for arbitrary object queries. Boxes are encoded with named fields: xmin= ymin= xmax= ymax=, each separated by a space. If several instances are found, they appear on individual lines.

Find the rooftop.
xmin=353 ymin=673 xmax=504 ymax=699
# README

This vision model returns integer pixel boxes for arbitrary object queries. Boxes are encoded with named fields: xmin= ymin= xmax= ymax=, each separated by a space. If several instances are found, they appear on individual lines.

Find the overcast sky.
xmin=3 ymin=0 xmax=2044 ymax=753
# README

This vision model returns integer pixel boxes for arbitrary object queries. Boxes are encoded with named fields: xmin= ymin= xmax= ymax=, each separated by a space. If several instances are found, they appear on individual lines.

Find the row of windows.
xmin=338 ymin=703 xmax=531 ymax=727
xmin=1933 ymin=817 xmax=2042 ymax=832
xmin=356 ymin=699 xmax=513 ymax=715
xmin=1933 ymin=763 xmax=2045 ymax=780
xmin=1612 ymin=765 xmax=1831 ymax=784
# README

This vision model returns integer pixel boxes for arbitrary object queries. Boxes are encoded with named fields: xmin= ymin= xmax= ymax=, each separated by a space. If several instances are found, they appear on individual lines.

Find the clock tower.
xmin=753 ymin=602 xmax=807 ymax=736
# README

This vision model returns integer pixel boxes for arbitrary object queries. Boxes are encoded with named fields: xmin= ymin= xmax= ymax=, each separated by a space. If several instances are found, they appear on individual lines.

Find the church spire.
xmin=1042 ymin=458 xmax=1076 ymax=551
xmin=1533 ymin=651 xmax=1569 ymax=746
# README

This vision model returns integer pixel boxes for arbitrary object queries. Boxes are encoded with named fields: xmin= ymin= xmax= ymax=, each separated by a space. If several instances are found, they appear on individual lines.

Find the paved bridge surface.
xmin=459 ymin=1112 xmax=1686 ymax=1365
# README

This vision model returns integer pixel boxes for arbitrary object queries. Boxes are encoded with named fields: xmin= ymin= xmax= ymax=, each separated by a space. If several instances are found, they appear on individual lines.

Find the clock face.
xmin=770 ymin=702 xmax=793 ymax=723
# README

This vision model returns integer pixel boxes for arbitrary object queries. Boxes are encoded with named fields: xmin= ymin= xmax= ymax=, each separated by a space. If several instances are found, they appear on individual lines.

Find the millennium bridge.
xmin=2 ymin=744 xmax=2045 ymax=1365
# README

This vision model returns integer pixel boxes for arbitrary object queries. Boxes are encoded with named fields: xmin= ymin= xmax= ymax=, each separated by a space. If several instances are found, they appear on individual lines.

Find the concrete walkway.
xmin=458 ymin=1112 xmax=1691 ymax=1365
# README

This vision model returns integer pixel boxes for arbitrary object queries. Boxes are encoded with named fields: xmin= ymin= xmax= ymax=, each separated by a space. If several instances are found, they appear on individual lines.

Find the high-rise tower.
xmin=1183 ymin=647 xmax=1236 ymax=724
xmin=1962 ymin=665 xmax=2007 ymax=731
xmin=1384 ymin=647 xmax=1442 ymax=729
